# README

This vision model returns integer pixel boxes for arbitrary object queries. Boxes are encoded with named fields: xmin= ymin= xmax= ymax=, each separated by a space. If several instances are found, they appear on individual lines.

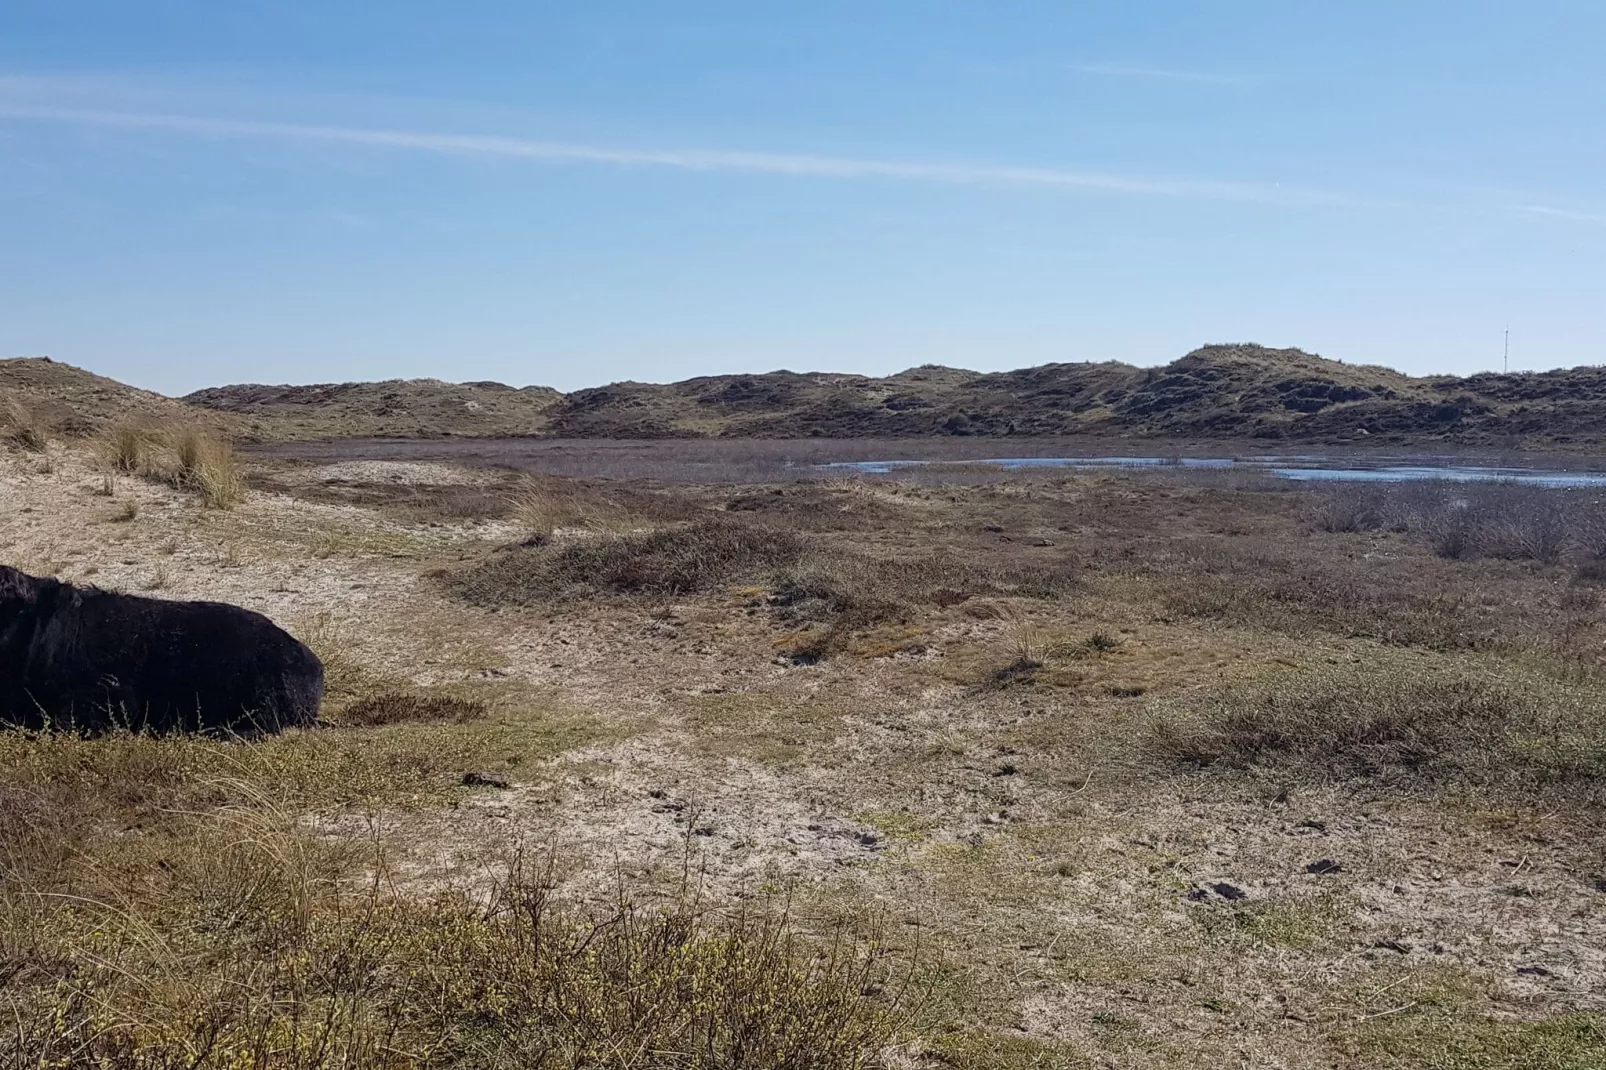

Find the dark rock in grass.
xmin=1305 ymin=859 xmax=1344 ymax=875
xmin=461 ymin=771 xmax=511 ymax=789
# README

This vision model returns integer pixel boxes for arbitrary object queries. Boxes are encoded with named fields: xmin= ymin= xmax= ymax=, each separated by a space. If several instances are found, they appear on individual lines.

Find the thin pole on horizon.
xmin=1504 ymin=328 xmax=1509 ymax=374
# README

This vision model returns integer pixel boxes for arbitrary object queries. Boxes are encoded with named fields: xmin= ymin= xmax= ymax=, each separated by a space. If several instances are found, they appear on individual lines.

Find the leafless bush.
xmin=1310 ymin=483 xmax=1392 ymax=533
xmin=1418 ymin=497 xmax=1480 ymax=559
xmin=1394 ymin=481 xmax=1580 ymax=562
xmin=1475 ymin=483 xmax=1573 ymax=563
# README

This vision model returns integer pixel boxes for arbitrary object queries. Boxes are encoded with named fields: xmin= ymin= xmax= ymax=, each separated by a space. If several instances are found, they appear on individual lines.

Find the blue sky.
xmin=2 ymin=2 xmax=1603 ymax=394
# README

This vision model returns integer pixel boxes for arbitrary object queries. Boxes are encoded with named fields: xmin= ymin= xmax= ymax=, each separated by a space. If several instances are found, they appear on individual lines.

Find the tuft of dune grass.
xmin=1 ymin=397 xmax=49 ymax=451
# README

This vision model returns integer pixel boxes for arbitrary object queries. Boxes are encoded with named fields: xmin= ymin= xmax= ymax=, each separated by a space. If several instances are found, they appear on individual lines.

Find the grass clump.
xmin=1 ymin=397 xmax=50 ymax=451
xmin=172 ymin=427 xmax=247 ymax=509
xmin=509 ymin=479 xmax=635 ymax=537
xmin=340 ymin=692 xmax=488 ymax=727
xmin=1145 ymin=663 xmax=1606 ymax=798
xmin=97 ymin=421 xmax=151 ymax=473
xmin=447 ymin=518 xmax=806 ymax=603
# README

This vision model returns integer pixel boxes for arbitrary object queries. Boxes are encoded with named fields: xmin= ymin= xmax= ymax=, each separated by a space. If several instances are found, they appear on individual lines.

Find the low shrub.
xmin=1316 ymin=478 xmax=1593 ymax=562
xmin=1310 ymin=483 xmax=1391 ymax=533
xmin=765 ymin=549 xmax=1077 ymax=661
xmin=1144 ymin=664 xmax=1606 ymax=797
xmin=1315 ymin=480 xmax=1591 ymax=563
xmin=446 ymin=518 xmax=806 ymax=603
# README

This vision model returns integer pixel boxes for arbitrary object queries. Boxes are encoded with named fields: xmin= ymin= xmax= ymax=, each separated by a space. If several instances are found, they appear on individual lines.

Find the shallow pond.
xmin=818 ymin=457 xmax=1606 ymax=487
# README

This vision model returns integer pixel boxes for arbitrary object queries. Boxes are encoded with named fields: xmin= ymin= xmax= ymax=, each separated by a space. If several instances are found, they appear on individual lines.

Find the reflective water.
xmin=819 ymin=457 xmax=1606 ymax=487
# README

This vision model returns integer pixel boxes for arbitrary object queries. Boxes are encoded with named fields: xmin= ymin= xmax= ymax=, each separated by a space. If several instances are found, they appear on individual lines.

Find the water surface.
xmin=819 ymin=456 xmax=1606 ymax=487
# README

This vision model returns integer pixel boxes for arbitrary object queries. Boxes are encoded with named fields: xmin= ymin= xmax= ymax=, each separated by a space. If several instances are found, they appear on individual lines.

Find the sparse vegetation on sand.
xmin=3 ymin=437 xmax=1604 ymax=1068
xmin=88 ymin=421 xmax=249 ymax=509
xmin=2 ymin=777 xmax=904 ymax=1069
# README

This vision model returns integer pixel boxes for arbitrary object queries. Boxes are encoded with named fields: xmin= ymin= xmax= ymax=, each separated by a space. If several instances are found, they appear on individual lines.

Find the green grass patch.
xmin=1345 ymin=1011 xmax=1606 ymax=1069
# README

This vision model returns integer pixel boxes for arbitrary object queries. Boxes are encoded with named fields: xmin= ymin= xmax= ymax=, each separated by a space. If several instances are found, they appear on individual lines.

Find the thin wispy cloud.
xmin=1073 ymin=63 xmax=1247 ymax=85
xmin=1515 ymin=204 xmax=1606 ymax=226
xmin=0 ymin=101 xmax=1345 ymax=206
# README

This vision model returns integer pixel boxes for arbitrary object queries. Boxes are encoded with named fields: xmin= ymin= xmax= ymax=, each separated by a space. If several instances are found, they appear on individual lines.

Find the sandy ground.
xmin=3 ymin=443 xmax=1603 ymax=1068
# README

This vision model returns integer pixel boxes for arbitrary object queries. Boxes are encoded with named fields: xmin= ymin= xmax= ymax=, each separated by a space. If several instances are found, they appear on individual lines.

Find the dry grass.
xmin=173 ymin=427 xmax=247 ymax=509
xmin=1 ymin=397 xmax=49 ymax=451
xmin=339 ymin=692 xmax=489 ymax=727
xmin=97 ymin=422 xmax=150 ymax=474
xmin=90 ymin=422 xmax=248 ymax=509
xmin=1 ymin=796 xmax=906 ymax=1068
xmin=509 ymin=479 xmax=636 ymax=536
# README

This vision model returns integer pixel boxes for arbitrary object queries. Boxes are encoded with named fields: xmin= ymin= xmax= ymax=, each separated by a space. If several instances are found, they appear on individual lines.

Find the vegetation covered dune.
xmin=1 ymin=414 xmax=1605 ymax=1067
xmin=11 ymin=343 xmax=1606 ymax=446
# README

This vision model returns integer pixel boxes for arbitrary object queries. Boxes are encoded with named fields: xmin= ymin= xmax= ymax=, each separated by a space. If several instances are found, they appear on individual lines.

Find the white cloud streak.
xmin=1073 ymin=63 xmax=1247 ymax=85
xmin=1515 ymin=204 xmax=1606 ymax=226
xmin=0 ymin=102 xmax=1343 ymax=205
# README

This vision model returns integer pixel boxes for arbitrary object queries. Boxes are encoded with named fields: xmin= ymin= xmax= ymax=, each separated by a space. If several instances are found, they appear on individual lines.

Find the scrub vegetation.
xmin=2 ymin=416 xmax=1603 ymax=1068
